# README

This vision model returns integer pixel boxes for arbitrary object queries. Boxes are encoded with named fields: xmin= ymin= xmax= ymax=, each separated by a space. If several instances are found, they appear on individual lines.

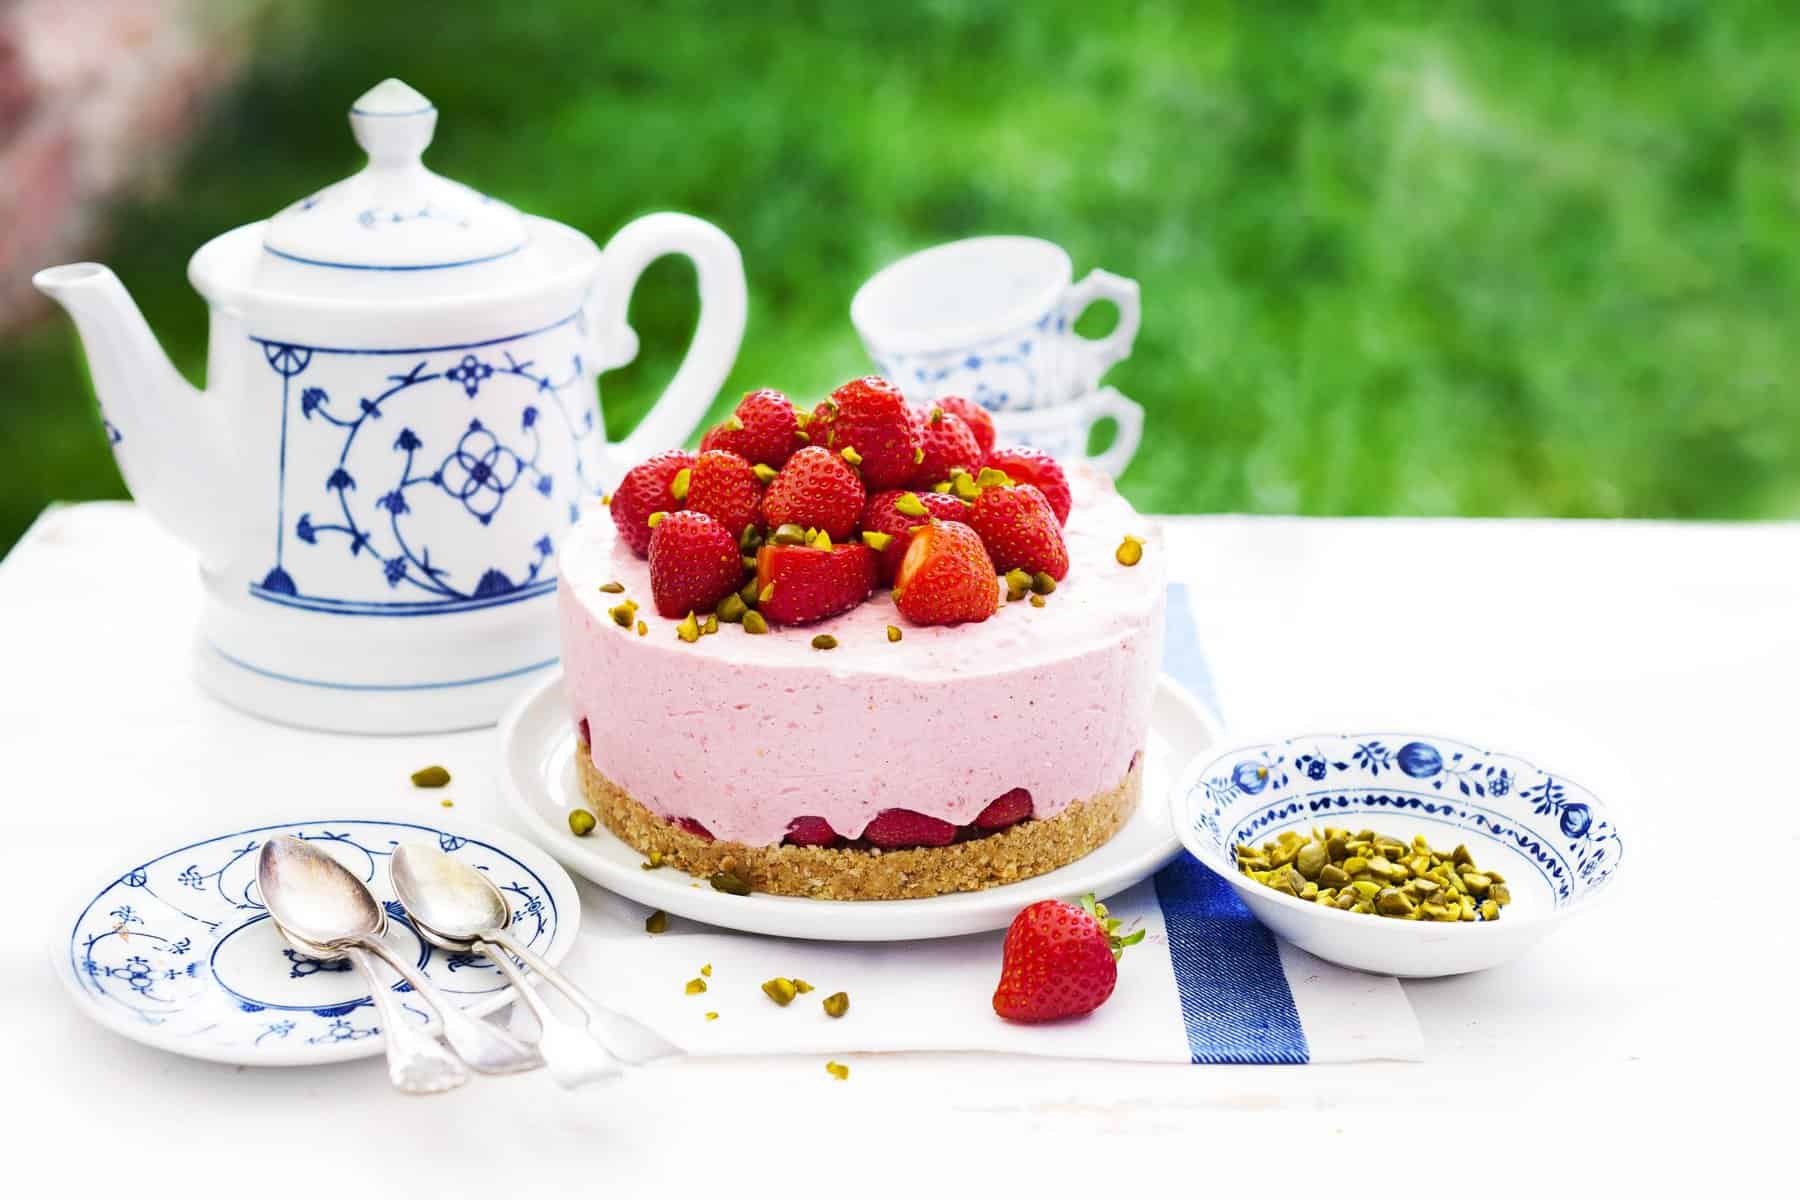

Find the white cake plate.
xmin=498 ymin=672 xmax=1223 ymax=941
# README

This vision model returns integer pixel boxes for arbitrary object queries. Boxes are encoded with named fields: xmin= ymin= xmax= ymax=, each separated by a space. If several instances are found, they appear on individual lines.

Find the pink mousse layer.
xmin=557 ymin=469 xmax=1165 ymax=847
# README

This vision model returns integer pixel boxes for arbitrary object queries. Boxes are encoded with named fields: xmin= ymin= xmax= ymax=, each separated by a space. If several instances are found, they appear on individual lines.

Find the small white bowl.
xmin=1171 ymin=730 xmax=1627 ymax=977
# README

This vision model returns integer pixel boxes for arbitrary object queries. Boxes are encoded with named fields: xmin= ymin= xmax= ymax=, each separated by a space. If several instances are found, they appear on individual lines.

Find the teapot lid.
xmin=261 ymin=79 xmax=528 ymax=272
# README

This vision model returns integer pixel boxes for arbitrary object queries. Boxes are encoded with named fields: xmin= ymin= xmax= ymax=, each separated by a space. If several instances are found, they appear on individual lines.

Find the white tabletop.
xmin=1 ymin=503 xmax=1787 ymax=1188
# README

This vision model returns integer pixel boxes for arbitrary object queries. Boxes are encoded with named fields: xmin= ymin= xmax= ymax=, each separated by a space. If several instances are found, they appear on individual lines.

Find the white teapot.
xmin=33 ymin=80 xmax=746 ymax=733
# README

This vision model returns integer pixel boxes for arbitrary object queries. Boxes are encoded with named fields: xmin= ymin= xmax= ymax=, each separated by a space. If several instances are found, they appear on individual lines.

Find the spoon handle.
xmin=479 ymin=944 xmax=622 ymax=1089
xmin=483 ymin=928 xmax=681 ymax=1066
xmin=342 ymin=944 xmax=467 ymax=1095
xmin=354 ymin=935 xmax=543 ymax=1075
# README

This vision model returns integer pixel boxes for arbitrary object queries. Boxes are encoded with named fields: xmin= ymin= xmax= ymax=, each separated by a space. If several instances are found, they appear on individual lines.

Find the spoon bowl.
xmin=257 ymin=835 xmax=385 ymax=945
xmin=391 ymin=843 xmax=511 ymax=946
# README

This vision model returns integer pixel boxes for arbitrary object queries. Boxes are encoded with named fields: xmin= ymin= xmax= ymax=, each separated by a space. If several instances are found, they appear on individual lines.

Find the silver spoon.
xmin=391 ymin=844 xmax=679 ymax=1083
xmin=257 ymin=837 xmax=542 ymax=1081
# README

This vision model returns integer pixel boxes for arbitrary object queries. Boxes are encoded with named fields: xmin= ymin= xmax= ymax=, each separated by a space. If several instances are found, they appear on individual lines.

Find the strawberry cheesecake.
xmin=558 ymin=379 xmax=1164 ymax=900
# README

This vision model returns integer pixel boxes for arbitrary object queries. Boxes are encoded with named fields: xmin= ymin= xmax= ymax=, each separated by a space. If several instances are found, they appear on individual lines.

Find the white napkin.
xmin=556 ymin=586 xmax=1421 ymax=1064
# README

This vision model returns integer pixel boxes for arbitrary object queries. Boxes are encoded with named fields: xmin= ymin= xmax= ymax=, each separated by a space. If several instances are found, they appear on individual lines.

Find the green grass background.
xmin=6 ymin=0 xmax=1797 ymax=554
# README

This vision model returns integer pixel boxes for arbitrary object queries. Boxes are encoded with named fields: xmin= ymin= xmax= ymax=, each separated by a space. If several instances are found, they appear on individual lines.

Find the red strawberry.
xmin=912 ymin=406 xmax=984 ymax=486
xmin=985 ymin=447 xmax=1071 ymax=525
xmin=992 ymin=894 xmax=1143 ymax=1023
xmin=892 ymin=520 xmax=999 ymax=626
xmin=969 ymin=483 xmax=1069 ymax=580
xmin=862 ymin=808 xmax=957 ymax=849
xmin=760 ymin=446 xmax=865 ymax=541
xmin=647 ymin=510 xmax=743 ymax=618
xmin=611 ymin=450 xmax=695 ymax=557
xmin=684 ymin=449 xmax=762 ymax=542
xmin=975 ymin=787 xmax=1033 ymax=830
xmin=754 ymin=541 xmax=877 ymax=625
xmin=784 ymin=816 xmax=840 ymax=847
xmin=816 ymin=376 xmax=923 ymax=490
xmin=862 ymin=489 xmax=973 ymax=583
xmin=700 ymin=388 xmax=804 ymax=469
xmin=937 ymin=395 xmax=996 ymax=463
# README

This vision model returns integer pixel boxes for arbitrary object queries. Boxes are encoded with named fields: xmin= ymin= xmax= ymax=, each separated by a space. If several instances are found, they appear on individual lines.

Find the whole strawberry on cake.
xmin=558 ymin=376 xmax=1165 ymax=900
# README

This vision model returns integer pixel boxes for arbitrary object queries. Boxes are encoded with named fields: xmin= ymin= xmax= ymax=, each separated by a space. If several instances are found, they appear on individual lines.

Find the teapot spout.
xmin=32 ymin=264 xmax=229 ymax=568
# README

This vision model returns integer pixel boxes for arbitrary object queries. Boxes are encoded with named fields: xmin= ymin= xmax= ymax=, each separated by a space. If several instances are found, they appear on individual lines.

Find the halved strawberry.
xmin=937 ymin=395 xmax=996 ymax=463
xmin=760 ymin=446 xmax=865 ymax=541
xmin=784 ymin=816 xmax=841 ymax=847
xmin=700 ymin=388 xmax=804 ymax=469
xmin=912 ymin=406 xmax=984 ymax=486
xmin=863 ymin=808 xmax=957 ymax=848
xmin=892 ymin=520 xmax=999 ymax=626
xmin=816 ymin=376 xmax=923 ymax=490
xmin=975 ymin=787 xmax=1034 ymax=830
xmin=862 ymin=489 xmax=973 ymax=583
xmin=985 ymin=447 xmax=1071 ymax=525
xmin=684 ymin=449 xmax=762 ymax=542
xmin=611 ymin=450 xmax=695 ymax=557
xmin=969 ymin=483 xmax=1069 ymax=580
xmin=754 ymin=541 xmax=877 ymax=625
xmin=647 ymin=510 xmax=743 ymax=618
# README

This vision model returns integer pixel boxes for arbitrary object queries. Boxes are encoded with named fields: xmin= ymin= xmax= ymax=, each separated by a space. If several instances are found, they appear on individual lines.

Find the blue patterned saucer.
xmin=1172 ymin=730 xmax=1628 ymax=977
xmin=51 ymin=815 xmax=579 ymax=1066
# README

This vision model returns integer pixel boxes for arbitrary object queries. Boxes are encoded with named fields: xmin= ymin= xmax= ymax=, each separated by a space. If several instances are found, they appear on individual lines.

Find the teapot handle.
xmin=586 ymin=213 xmax=747 ymax=485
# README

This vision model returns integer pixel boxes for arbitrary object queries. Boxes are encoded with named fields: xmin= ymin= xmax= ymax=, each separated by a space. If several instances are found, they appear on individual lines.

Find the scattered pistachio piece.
xmin=1030 ymin=571 xmax=1057 ymax=595
xmin=758 ymin=581 xmax=775 ymax=603
xmin=886 ymin=625 xmax=902 ymax=643
xmin=676 ymin=611 xmax=701 ymax=643
xmin=752 ymin=462 xmax=777 ymax=484
xmin=700 ymin=963 xmax=712 ymax=977
xmin=825 ymin=1060 xmax=849 ymax=1081
xmin=739 ymin=578 xmax=760 ymax=606
xmin=809 ymin=528 xmax=832 ymax=550
xmin=931 ymin=481 xmax=952 ymax=493
xmin=705 ymin=1011 xmax=719 ymax=1021
xmin=645 ymin=910 xmax=668 ymax=934
xmin=840 ymin=446 xmax=863 ymax=466
xmin=685 ymin=978 xmax=707 ymax=995
xmin=811 ymin=634 xmax=838 ymax=650
xmin=710 ymin=870 xmax=752 ymax=895
xmin=670 ymin=468 xmax=691 ymax=502
xmin=410 ymin=765 xmax=452 ymax=788
xmin=795 ymin=429 xmax=810 ymax=442
xmin=598 ymin=581 xmax=625 ymax=594
xmin=975 ymin=466 xmax=1013 ymax=489
xmin=1004 ymin=568 xmax=1033 ymax=594
xmin=641 ymin=850 xmax=664 ymax=870
xmin=1115 ymin=534 xmax=1144 ymax=566
xmin=600 ymin=492 xmax=612 ymax=506
xmin=823 ymin=991 xmax=849 ymax=1018
xmin=742 ymin=555 xmax=757 ymax=570
xmin=717 ymin=593 xmax=748 ymax=623
xmin=861 ymin=530 xmax=893 ymax=551
xmin=772 ymin=523 xmax=807 ymax=546
xmin=703 ymin=613 xmax=720 ymax=635
xmin=742 ymin=611 xmax=769 ymax=635
xmin=635 ymin=619 xmax=647 ymax=637
xmin=761 ymin=977 xmax=798 ymax=1006
xmin=912 ymin=445 xmax=925 ymax=464
xmin=439 ymin=797 xmax=454 ymax=807
xmin=952 ymin=473 xmax=981 ymax=500
xmin=1029 ymin=593 xmax=1046 ymax=608
xmin=723 ymin=414 xmax=743 ymax=431
xmin=568 ymin=809 xmax=597 ymax=837
xmin=895 ymin=492 xmax=927 ymax=517
xmin=610 ymin=601 xmax=637 ymax=628
xmin=740 ymin=523 xmax=763 ymax=551
xmin=793 ymin=978 xmax=815 ymax=994
xmin=647 ymin=510 xmax=667 ymax=529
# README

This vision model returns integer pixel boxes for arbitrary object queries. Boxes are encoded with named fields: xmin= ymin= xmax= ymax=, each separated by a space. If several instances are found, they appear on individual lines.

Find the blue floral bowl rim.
xmin=1168 ymin=727 xmax=1631 ymax=931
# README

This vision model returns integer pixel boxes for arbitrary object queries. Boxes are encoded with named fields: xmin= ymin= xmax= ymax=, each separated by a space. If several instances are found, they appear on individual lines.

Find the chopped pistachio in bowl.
xmin=1170 ymin=730 xmax=1627 ymax=978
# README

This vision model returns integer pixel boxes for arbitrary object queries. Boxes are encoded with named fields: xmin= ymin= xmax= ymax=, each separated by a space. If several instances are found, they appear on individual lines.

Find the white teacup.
xmin=851 ymin=236 xmax=1140 ymax=414
xmin=989 ymin=387 xmax=1144 ymax=478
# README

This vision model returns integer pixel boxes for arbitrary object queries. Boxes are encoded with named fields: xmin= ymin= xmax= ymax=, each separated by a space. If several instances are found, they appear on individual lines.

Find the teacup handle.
xmin=1063 ymin=268 xmax=1141 ymax=393
xmin=1083 ymin=387 xmax=1144 ymax=478
xmin=586 ymin=213 xmax=748 ymax=486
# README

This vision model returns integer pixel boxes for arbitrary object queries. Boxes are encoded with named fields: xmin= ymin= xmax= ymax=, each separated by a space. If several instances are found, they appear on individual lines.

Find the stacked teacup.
xmin=851 ymin=236 xmax=1143 ymax=476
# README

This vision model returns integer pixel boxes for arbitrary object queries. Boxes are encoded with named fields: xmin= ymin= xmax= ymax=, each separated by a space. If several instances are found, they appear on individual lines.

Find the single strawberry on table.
xmin=969 ymin=482 xmax=1069 ymax=580
xmin=760 ymin=445 xmax=865 ymax=542
xmin=936 ymin=395 xmax=996 ymax=463
xmin=647 ymin=510 xmax=743 ymax=618
xmin=912 ymin=405 xmax=984 ymax=486
xmin=984 ymin=447 xmax=1071 ymax=526
xmin=683 ymin=449 xmax=763 ymax=542
xmin=862 ymin=488 xmax=972 ymax=583
xmin=815 ymin=376 xmax=923 ymax=490
xmin=611 ymin=449 xmax=695 ymax=558
xmin=992 ymin=894 xmax=1145 ymax=1023
xmin=700 ymin=387 xmax=805 ymax=469
xmin=754 ymin=540 xmax=878 ymax=625
xmin=892 ymin=519 xmax=999 ymax=626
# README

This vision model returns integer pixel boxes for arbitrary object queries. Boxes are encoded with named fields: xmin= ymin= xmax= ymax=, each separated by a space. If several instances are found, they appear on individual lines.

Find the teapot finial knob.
xmin=349 ymin=78 xmax=436 ymax=170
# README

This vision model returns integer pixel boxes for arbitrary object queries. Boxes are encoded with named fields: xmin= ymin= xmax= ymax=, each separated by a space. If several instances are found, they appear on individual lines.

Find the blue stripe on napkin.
xmin=1154 ymin=584 xmax=1310 ymax=1064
